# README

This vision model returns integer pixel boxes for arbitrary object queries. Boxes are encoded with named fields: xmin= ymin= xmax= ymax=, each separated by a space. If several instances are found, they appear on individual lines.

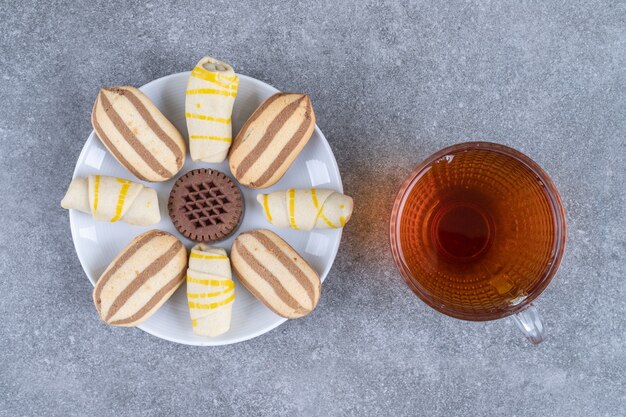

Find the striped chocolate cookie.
xmin=91 ymin=86 xmax=186 ymax=182
xmin=231 ymin=229 xmax=320 ymax=319
xmin=93 ymin=230 xmax=188 ymax=327
xmin=229 ymin=93 xmax=316 ymax=189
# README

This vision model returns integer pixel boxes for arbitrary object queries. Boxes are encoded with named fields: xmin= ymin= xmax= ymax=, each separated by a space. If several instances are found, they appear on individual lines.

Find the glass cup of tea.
xmin=390 ymin=142 xmax=566 ymax=344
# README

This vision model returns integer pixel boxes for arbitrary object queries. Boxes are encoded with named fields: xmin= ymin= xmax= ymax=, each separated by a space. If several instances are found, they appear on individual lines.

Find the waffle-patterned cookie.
xmin=168 ymin=169 xmax=243 ymax=242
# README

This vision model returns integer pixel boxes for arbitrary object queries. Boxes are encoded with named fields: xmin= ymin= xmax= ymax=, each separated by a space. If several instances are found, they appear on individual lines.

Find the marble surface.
xmin=0 ymin=1 xmax=624 ymax=416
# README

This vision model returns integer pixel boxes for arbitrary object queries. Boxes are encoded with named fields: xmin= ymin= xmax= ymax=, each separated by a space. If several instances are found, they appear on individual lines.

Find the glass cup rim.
xmin=389 ymin=141 xmax=567 ymax=321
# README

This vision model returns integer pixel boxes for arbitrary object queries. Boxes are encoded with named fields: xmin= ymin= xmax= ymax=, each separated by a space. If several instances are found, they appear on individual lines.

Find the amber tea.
xmin=390 ymin=143 xmax=566 ymax=321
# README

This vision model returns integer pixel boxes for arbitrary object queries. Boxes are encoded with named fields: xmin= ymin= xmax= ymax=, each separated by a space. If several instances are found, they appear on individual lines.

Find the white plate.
xmin=69 ymin=72 xmax=344 ymax=345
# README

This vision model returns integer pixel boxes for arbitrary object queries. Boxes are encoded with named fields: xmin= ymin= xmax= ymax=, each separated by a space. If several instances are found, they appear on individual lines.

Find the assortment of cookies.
xmin=62 ymin=56 xmax=354 ymax=340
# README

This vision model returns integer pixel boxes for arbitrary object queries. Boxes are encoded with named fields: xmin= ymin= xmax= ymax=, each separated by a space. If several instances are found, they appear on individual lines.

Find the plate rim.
xmin=68 ymin=71 xmax=344 ymax=346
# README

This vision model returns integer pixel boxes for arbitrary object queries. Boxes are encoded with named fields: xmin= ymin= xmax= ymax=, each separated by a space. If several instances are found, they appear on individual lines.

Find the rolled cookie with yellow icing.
xmin=257 ymin=189 xmax=353 ymax=230
xmin=61 ymin=175 xmax=160 ymax=226
xmin=93 ymin=230 xmax=187 ymax=327
xmin=229 ymin=93 xmax=316 ymax=189
xmin=185 ymin=56 xmax=239 ymax=163
xmin=92 ymin=86 xmax=186 ymax=182
xmin=231 ymin=229 xmax=320 ymax=319
xmin=186 ymin=244 xmax=235 ymax=337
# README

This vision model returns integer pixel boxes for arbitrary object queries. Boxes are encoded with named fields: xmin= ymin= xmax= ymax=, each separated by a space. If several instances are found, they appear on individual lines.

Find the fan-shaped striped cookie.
xmin=91 ymin=86 xmax=186 ymax=182
xmin=229 ymin=93 xmax=316 ymax=189
xmin=93 ymin=230 xmax=187 ymax=327
xmin=231 ymin=229 xmax=320 ymax=319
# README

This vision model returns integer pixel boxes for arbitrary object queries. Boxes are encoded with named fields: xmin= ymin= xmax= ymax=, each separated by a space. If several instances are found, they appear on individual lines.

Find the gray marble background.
xmin=1 ymin=0 xmax=624 ymax=416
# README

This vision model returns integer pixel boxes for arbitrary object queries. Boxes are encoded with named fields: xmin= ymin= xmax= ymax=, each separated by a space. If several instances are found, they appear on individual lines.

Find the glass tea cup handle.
xmin=511 ymin=303 xmax=545 ymax=344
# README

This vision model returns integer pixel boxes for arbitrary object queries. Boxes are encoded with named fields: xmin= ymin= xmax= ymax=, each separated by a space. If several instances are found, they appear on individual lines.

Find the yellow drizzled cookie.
xmin=186 ymin=244 xmax=235 ymax=337
xmin=185 ymin=56 xmax=239 ymax=163
xmin=256 ymin=189 xmax=353 ymax=231
xmin=61 ymin=175 xmax=160 ymax=226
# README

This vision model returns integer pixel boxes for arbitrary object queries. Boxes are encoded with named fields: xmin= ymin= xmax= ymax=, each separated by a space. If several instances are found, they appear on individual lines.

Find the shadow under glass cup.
xmin=390 ymin=142 xmax=566 ymax=344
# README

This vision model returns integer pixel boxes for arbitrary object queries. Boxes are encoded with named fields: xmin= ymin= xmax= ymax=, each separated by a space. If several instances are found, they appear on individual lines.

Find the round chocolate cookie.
xmin=168 ymin=169 xmax=244 ymax=242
